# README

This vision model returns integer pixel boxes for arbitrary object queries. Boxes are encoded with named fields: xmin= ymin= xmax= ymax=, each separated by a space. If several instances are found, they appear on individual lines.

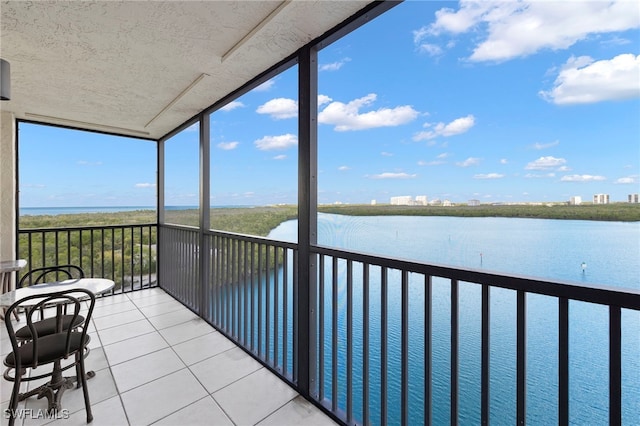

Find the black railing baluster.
xmin=318 ymin=254 xmax=325 ymax=401
xmin=130 ymin=227 xmax=134 ymax=289
xmin=347 ymin=259 xmax=353 ymax=424
xmin=401 ymin=270 xmax=409 ymax=426
xmin=381 ymin=266 xmax=388 ymax=426
xmin=292 ymin=249 xmax=298 ymax=383
xmin=282 ymin=248 xmax=288 ymax=376
xmin=41 ymin=231 xmax=45 ymax=272
xmin=363 ymin=263 xmax=370 ymax=426
xmin=250 ymin=241 xmax=256 ymax=353
xmin=609 ymin=306 xmax=622 ymax=426
xmin=244 ymin=240 xmax=249 ymax=347
xmin=232 ymin=238 xmax=237 ymax=339
xmin=110 ymin=228 xmax=114 ymax=283
xmin=332 ymin=256 xmax=338 ymax=413
xmin=559 ymin=297 xmax=569 ymax=425
xmin=139 ymin=225 xmax=143 ymax=288
xmin=226 ymin=236 xmax=231 ymax=333
xmin=481 ymin=284 xmax=490 ymax=426
xmin=258 ymin=243 xmax=263 ymax=358
xmin=517 ymin=290 xmax=527 ymax=425
xmin=274 ymin=246 xmax=280 ymax=370
xmin=266 ymin=244 xmax=271 ymax=364
xmin=100 ymin=228 xmax=105 ymax=278
xmin=54 ymin=230 xmax=59 ymax=271
xmin=451 ymin=279 xmax=459 ymax=426
xmin=425 ymin=275 xmax=432 ymax=426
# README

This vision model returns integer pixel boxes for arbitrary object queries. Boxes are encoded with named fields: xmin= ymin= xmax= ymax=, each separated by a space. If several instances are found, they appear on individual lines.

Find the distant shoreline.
xmin=20 ymin=203 xmax=640 ymax=222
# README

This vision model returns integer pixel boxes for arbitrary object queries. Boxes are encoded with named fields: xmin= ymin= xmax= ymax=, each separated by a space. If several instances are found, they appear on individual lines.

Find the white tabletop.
xmin=0 ymin=259 xmax=27 ymax=273
xmin=0 ymin=278 xmax=115 ymax=308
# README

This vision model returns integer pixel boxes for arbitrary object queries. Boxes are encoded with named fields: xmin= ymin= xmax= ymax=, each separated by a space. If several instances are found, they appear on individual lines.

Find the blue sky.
xmin=20 ymin=1 xmax=640 ymax=208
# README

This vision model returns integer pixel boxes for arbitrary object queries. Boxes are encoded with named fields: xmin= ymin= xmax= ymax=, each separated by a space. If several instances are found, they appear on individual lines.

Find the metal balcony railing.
xmin=158 ymin=224 xmax=640 ymax=426
xmin=19 ymin=223 xmax=639 ymax=425
xmin=18 ymin=224 xmax=157 ymax=293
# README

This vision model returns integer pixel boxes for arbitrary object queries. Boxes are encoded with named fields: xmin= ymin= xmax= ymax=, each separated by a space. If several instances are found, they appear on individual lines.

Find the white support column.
xmin=0 ymin=110 xmax=16 ymax=261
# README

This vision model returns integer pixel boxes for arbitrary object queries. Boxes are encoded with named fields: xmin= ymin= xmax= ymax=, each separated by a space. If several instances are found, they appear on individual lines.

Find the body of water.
xmin=267 ymin=214 xmax=639 ymax=425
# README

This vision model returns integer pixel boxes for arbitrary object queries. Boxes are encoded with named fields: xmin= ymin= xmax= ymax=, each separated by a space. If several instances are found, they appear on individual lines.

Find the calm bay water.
xmin=268 ymin=214 xmax=639 ymax=425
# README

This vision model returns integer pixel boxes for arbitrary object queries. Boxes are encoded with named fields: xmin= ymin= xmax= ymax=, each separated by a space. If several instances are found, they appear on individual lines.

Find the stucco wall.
xmin=0 ymin=110 xmax=16 ymax=261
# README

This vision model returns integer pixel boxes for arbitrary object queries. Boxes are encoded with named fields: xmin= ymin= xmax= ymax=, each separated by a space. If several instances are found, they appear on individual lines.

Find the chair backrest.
xmin=19 ymin=265 xmax=85 ymax=287
xmin=4 ymin=288 xmax=95 ymax=371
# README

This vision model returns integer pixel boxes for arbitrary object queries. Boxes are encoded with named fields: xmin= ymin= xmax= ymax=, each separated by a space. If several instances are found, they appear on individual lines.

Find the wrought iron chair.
xmin=15 ymin=265 xmax=86 ymax=341
xmin=3 ymin=288 xmax=95 ymax=425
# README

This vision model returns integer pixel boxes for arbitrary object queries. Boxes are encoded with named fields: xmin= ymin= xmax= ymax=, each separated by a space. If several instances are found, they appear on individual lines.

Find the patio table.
xmin=1 ymin=278 xmax=115 ymax=411
xmin=0 ymin=259 xmax=27 ymax=320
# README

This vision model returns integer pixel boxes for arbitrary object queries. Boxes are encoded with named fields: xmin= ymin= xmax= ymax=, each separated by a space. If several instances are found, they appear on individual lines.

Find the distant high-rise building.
xmin=390 ymin=196 xmax=413 ymax=206
xmin=593 ymin=194 xmax=609 ymax=204
xmin=415 ymin=195 xmax=428 ymax=205
xmin=628 ymin=194 xmax=639 ymax=203
xmin=468 ymin=199 xmax=480 ymax=206
xmin=371 ymin=199 xmax=377 ymax=205
xmin=570 ymin=196 xmax=582 ymax=205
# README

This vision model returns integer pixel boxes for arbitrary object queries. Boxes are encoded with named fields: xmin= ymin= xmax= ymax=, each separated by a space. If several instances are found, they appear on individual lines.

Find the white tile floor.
xmin=1 ymin=288 xmax=337 ymax=426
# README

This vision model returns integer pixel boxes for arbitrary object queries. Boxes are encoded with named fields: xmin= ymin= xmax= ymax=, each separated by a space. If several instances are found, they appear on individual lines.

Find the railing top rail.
xmin=159 ymin=223 xmax=298 ymax=249
xmin=19 ymin=223 xmax=157 ymax=233
xmin=313 ymin=244 xmax=640 ymax=310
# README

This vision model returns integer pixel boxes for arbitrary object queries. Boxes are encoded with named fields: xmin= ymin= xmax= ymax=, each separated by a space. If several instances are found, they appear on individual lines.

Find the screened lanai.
xmin=2 ymin=1 xmax=639 ymax=426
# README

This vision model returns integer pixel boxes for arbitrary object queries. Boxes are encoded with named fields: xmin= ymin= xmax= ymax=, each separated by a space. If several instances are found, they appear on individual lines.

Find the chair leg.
xmin=7 ymin=373 xmax=22 ymax=426
xmin=78 ymin=353 xmax=93 ymax=423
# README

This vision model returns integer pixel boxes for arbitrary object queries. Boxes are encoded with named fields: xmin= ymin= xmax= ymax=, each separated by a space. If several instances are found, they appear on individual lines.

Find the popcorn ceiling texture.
xmin=0 ymin=1 xmax=370 ymax=139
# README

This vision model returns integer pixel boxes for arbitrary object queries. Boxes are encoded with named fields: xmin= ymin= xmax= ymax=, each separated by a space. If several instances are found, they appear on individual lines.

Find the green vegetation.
xmin=318 ymin=203 xmax=640 ymax=222
xmin=18 ymin=203 xmax=636 ymax=288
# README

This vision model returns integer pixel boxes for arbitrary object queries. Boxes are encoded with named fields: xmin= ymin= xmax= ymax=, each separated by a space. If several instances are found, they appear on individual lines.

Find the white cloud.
xmin=418 ymin=43 xmax=443 ymax=56
xmin=560 ymin=174 xmax=606 ymax=182
xmin=381 ymin=152 xmax=393 ymax=157
xmin=220 ymin=101 xmax=244 ymax=112
xmin=255 ymin=95 xmax=334 ymax=119
xmin=254 ymin=134 xmax=298 ymax=151
xmin=413 ymin=115 xmax=475 ymax=141
xmin=525 ymin=156 xmax=567 ymax=170
xmin=418 ymin=159 xmax=446 ymax=166
xmin=319 ymin=93 xmax=419 ymax=131
xmin=614 ymin=176 xmax=638 ymax=184
xmin=217 ymin=141 xmax=239 ymax=150
xmin=135 ymin=183 xmax=156 ymax=188
xmin=368 ymin=172 xmax=417 ymax=179
xmin=417 ymin=1 xmax=640 ymax=62
xmin=540 ymin=54 xmax=640 ymax=104
xmin=256 ymin=98 xmax=298 ymax=119
xmin=474 ymin=173 xmax=504 ymax=179
xmin=320 ymin=58 xmax=351 ymax=71
xmin=525 ymin=173 xmax=556 ymax=178
xmin=500 ymin=158 xmax=508 ymax=164
xmin=418 ymin=153 xmax=449 ymax=166
xmin=254 ymin=79 xmax=275 ymax=92
xmin=318 ymin=95 xmax=333 ymax=106
xmin=77 ymin=160 xmax=102 ymax=166
xmin=531 ymin=140 xmax=560 ymax=150
xmin=456 ymin=157 xmax=481 ymax=167
xmin=273 ymin=155 xmax=287 ymax=160
xmin=338 ymin=166 xmax=350 ymax=171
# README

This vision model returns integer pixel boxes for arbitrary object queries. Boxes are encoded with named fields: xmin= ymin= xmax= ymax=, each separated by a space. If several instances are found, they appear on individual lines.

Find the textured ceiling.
xmin=0 ymin=0 xmax=373 ymax=139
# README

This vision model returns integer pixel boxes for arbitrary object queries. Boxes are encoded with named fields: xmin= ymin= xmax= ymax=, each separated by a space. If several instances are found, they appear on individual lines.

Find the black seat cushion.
xmin=4 ymin=332 xmax=90 ymax=368
xmin=14 ymin=315 xmax=85 ymax=340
